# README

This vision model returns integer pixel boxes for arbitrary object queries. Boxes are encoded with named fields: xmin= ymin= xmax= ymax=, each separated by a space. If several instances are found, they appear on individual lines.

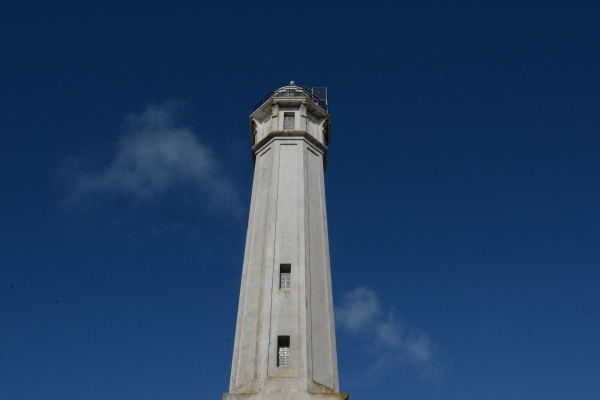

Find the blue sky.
xmin=1 ymin=1 xmax=599 ymax=399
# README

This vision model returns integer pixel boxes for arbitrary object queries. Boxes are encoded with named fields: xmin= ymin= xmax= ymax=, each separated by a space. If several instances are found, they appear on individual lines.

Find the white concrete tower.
xmin=223 ymin=84 xmax=348 ymax=400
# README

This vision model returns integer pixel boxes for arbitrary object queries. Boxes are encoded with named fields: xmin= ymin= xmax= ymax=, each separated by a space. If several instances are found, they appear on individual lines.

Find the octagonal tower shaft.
xmin=224 ymin=85 xmax=347 ymax=400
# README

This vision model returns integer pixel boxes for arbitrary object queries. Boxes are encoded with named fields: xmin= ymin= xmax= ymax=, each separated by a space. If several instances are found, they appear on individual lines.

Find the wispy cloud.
xmin=64 ymin=101 xmax=238 ymax=213
xmin=336 ymin=286 xmax=442 ymax=383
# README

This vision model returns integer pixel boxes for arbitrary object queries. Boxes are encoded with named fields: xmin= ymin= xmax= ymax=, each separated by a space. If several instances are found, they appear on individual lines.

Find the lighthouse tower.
xmin=223 ymin=83 xmax=348 ymax=400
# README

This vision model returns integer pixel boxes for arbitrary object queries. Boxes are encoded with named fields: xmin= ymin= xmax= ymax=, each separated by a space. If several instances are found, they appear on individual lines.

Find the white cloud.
xmin=64 ymin=101 xmax=238 ymax=213
xmin=336 ymin=286 xmax=442 ymax=382
xmin=335 ymin=286 xmax=382 ymax=332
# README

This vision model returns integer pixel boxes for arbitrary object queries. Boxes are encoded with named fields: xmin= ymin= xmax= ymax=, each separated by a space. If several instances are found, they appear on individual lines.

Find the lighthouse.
xmin=223 ymin=83 xmax=348 ymax=400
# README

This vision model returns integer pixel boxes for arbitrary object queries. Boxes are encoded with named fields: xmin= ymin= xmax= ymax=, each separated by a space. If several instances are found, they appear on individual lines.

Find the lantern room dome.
xmin=253 ymin=83 xmax=328 ymax=113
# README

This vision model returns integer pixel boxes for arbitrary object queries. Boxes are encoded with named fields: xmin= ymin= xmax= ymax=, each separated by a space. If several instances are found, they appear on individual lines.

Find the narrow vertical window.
xmin=280 ymin=264 xmax=291 ymax=289
xmin=277 ymin=336 xmax=290 ymax=367
xmin=283 ymin=112 xmax=295 ymax=130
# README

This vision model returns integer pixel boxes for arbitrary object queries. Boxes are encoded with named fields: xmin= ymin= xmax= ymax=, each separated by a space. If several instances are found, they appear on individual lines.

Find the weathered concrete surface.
xmin=223 ymin=393 xmax=349 ymax=400
xmin=224 ymin=85 xmax=345 ymax=400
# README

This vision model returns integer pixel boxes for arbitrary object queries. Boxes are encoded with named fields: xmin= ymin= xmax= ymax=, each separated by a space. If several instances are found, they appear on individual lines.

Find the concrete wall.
xmin=228 ymin=130 xmax=340 ymax=398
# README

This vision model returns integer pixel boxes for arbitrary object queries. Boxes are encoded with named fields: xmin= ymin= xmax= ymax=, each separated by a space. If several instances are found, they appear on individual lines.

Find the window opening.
xmin=280 ymin=264 xmax=291 ymax=289
xmin=283 ymin=112 xmax=295 ymax=130
xmin=277 ymin=336 xmax=290 ymax=367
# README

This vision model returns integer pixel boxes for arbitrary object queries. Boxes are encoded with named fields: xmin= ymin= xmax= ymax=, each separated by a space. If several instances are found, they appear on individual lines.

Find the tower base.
xmin=224 ymin=377 xmax=347 ymax=400
xmin=223 ymin=394 xmax=348 ymax=400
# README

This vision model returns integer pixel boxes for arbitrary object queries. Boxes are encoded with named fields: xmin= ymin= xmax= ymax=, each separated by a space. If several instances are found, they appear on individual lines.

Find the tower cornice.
xmin=251 ymin=132 xmax=328 ymax=172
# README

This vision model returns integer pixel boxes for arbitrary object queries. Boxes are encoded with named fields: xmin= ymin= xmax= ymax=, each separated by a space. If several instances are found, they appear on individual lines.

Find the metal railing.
xmin=253 ymin=86 xmax=328 ymax=112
